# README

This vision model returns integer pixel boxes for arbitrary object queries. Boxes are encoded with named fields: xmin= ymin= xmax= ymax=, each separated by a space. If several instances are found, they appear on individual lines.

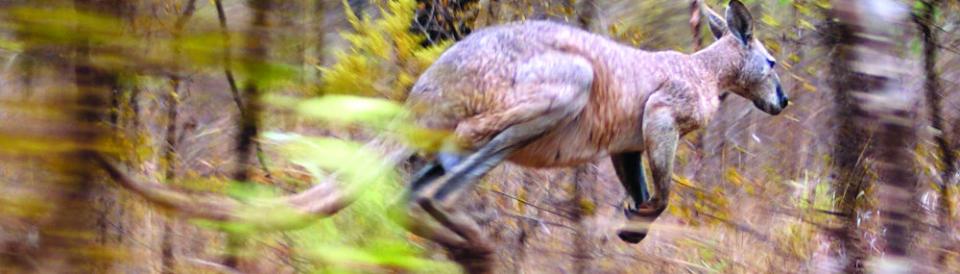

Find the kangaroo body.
xmin=398 ymin=2 xmax=787 ymax=270
xmin=409 ymin=21 xmax=731 ymax=167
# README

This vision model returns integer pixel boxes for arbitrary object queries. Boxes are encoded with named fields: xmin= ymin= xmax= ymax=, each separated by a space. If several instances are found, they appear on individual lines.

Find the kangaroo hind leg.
xmin=412 ymin=90 xmax=586 ymax=272
xmin=406 ymin=146 xmax=467 ymax=196
xmin=404 ymin=54 xmax=593 ymax=272
xmin=421 ymin=52 xmax=594 ymax=205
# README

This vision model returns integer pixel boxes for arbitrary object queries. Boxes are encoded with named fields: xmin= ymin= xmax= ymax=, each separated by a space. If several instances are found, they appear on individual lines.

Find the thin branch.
xmin=214 ymin=0 xmax=273 ymax=180
xmin=499 ymin=211 xmax=577 ymax=231
xmin=214 ymin=0 xmax=244 ymax=112
xmin=173 ymin=0 xmax=198 ymax=33
xmin=480 ymin=186 xmax=574 ymax=219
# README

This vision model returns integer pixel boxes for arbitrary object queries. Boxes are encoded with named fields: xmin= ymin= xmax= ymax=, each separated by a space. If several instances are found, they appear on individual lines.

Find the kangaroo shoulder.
xmin=644 ymin=79 xmax=696 ymax=113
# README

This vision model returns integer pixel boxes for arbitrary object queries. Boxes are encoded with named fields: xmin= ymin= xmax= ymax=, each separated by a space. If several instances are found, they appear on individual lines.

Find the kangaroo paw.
xmin=624 ymin=201 xmax=666 ymax=220
xmin=622 ymin=204 xmax=641 ymax=219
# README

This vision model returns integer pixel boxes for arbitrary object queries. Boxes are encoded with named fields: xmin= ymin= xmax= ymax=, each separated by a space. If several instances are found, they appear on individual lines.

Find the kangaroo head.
xmin=704 ymin=0 xmax=789 ymax=115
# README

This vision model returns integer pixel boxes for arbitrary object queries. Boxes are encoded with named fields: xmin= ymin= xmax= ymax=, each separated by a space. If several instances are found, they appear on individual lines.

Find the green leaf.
xmin=263 ymin=132 xmax=397 ymax=186
xmin=292 ymin=95 xmax=409 ymax=126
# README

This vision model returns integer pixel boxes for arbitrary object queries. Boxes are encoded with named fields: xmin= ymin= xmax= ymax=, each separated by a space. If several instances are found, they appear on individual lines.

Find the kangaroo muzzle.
xmin=754 ymin=83 xmax=788 ymax=115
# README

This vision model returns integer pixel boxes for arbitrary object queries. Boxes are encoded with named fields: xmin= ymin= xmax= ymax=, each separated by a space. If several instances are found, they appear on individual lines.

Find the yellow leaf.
xmin=761 ymin=14 xmax=780 ymax=27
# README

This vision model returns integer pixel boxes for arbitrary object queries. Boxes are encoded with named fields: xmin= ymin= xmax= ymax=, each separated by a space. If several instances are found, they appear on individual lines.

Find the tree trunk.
xmin=161 ymin=1 xmax=197 ymax=273
xmin=825 ymin=5 xmax=869 ymax=273
xmin=830 ymin=1 xmax=918 ymax=272
xmin=570 ymin=166 xmax=593 ymax=274
xmin=26 ymin=0 xmax=120 ymax=271
xmin=914 ymin=0 xmax=956 ymax=267
xmin=224 ymin=0 xmax=272 ymax=269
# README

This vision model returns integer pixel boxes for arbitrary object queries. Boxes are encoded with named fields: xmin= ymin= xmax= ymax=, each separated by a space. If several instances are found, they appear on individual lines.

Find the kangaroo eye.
xmin=767 ymin=59 xmax=776 ymax=67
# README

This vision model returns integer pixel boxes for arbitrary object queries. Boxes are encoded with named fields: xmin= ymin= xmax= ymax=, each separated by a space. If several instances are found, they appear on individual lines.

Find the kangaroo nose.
xmin=776 ymin=85 xmax=789 ymax=109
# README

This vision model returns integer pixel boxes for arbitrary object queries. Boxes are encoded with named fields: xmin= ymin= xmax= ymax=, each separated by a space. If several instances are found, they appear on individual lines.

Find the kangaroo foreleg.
xmin=641 ymin=106 xmax=678 ymax=217
xmin=618 ymin=96 xmax=679 ymax=244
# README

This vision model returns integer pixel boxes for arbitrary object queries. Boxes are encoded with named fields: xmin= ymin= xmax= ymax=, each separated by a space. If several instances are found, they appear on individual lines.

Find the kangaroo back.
xmin=406 ymin=21 xmax=658 ymax=166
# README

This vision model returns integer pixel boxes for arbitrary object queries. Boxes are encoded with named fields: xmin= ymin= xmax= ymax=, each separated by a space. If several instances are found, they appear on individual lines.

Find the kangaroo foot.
xmin=415 ymin=198 xmax=495 ymax=274
xmin=446 ymin=241 xmax=494 ymax=274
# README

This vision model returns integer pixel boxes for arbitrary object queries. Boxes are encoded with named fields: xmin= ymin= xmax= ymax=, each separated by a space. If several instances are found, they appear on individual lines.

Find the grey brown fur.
xmin=397 ymin=1 xmax=788 ymax=270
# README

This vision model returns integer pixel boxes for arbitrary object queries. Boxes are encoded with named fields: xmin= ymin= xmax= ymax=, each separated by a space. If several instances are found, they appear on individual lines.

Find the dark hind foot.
xmin=447 ymin=243 xmax=494 ymax=274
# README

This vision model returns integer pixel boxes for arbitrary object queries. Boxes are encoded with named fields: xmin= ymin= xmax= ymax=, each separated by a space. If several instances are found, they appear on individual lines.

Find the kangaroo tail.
xmin=97 ymin=134 xmax=421 ymax=231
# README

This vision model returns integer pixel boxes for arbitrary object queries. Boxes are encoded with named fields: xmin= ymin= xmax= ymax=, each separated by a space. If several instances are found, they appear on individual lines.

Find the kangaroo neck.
xmin=692 ymin=36 xmax=744 ymax=92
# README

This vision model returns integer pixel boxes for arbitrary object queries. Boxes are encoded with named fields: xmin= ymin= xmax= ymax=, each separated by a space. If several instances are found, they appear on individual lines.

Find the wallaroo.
xmin=393 ymin=0 xmax=788 ymax=269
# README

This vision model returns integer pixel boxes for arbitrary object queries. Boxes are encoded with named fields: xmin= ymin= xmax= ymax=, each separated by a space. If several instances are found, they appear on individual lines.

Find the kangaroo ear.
xmin=725 ymin=0 xmax=753 ymax=45
xmin=702 ymin=2 xmax=727 ymax=40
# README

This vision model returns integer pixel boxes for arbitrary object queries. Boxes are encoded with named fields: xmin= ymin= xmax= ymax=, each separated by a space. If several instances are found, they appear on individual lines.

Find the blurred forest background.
xmin=0 ymin=0 xmax=958 ymax=273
